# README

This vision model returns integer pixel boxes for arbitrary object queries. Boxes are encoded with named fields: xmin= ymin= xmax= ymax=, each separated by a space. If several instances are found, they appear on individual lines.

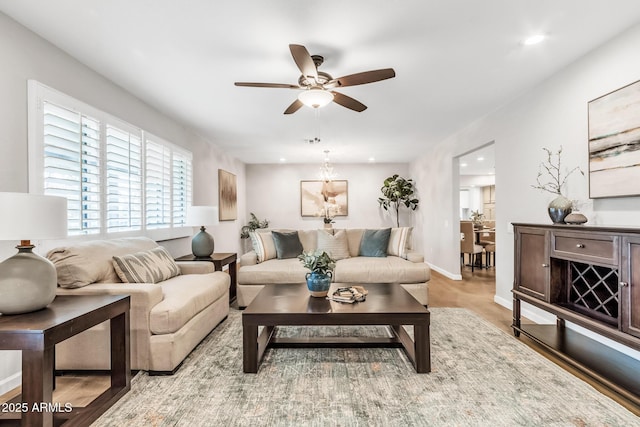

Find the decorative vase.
xmin=323 ymin=223 xmax=332 ymax=229
xmin=305 ymin=271 xmax=332 ymax=297
xmin=0 ymin=245 xmax=57 ymax=315
xmin=548 ymin=195 xmax=572 ymax=224
xmin=565 ymin=211 xmax=588 ymax=225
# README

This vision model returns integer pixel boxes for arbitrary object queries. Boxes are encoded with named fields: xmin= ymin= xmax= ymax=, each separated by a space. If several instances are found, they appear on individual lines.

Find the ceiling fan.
xmin=234 ymin=44 xmax=395 ymax=114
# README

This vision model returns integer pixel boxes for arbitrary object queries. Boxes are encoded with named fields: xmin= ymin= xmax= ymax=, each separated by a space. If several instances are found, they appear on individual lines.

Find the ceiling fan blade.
xmin=284 ymin=99 xmax=304 ymax=115
xmin=334 ymin=68 xmax=396 ymax=87
xmin=289 ymin=44 xmax=318 ymax=81
xmin=331 ymin=91 xmax=367 ymax=112
xmin=235 ymin=82 xmax=300 ymax=89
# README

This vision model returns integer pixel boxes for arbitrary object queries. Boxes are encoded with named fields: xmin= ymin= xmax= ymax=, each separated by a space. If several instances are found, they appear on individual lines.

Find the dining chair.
xmin=484 ymin=241 xmax=496 ymax=267
xmin=460 ymin=221 xmax=483 ymax=272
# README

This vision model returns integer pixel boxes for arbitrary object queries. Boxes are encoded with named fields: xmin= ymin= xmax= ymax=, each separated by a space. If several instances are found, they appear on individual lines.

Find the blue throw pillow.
xmin=359 ymin=228 xmax=391 ymax=257
xmin=271 ymin=230 xmax=304 ymax=259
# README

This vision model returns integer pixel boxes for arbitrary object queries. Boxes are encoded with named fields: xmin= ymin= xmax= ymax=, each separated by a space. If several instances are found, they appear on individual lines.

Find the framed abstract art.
xmin=300 ymin=180 xmax=348 ymax=217
xmin=588 ymin=79 xmax=640 ymax=198
xmin=218 ymin=169 xmax=237 ymax=220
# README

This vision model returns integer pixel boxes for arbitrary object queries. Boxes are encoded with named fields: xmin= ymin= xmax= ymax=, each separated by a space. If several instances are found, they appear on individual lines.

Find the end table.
xmin=0 ymin=294 xmax=130 ymax=427
xmin=175 ymin=253 xmax=237 ymax=304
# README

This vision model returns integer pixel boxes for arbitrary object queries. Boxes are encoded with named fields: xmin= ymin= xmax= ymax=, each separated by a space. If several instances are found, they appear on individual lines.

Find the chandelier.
xmin=319 ymin=150 xmax=337 ymax=182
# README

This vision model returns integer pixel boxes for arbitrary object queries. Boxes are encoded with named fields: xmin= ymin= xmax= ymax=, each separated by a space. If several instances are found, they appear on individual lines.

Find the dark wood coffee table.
xmin=242 ymin=283 xmax=430 ymax=373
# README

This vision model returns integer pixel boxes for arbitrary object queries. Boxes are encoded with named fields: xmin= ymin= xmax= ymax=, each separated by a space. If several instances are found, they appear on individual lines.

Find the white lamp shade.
xmin=0 ymin=192 xmax=67 ymax=241
xmin=298 ymin=88 xmax=334 ymax=108
xmin=186 ymin=206 xmax=219 ymax=226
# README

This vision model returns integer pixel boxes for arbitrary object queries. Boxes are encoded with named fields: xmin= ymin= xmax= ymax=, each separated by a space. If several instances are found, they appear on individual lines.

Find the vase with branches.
xmin=377 ymin=174 xmax=419 ymax=227
xmin=531 ymin=146 xmax=584 ymax=223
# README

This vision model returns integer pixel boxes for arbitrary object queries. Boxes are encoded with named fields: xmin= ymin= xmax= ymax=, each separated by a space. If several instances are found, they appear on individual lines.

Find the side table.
xmin=175 ymin=253 xmax=237 ymax=304
xmin=0 ymin=294 xmax=130 ymax=427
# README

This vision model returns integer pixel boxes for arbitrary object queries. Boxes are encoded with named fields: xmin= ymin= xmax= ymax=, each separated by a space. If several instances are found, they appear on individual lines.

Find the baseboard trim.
xmin=0 ymin=371 xmax=21 ymax=396
xmin=427 ymin=263 xmax=461 ymax=281
xmin=494 ymin=295 xmax=556 ymax=325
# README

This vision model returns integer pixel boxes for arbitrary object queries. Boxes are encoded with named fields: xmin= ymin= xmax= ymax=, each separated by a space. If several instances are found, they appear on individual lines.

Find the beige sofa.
xmin=47 ymin=237 xmax=230 ymax=374
xmin=238 ymin=228 xmax=430 ymax=307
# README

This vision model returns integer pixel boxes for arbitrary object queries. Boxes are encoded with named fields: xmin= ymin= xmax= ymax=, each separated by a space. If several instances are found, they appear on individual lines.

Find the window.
xmin=43 ymin=102 xmax=101 ymax=235
xmin=106 ymin=125 xmax=142 ymax=233
xmin=29 ymin=81 xmax=192 ymax=239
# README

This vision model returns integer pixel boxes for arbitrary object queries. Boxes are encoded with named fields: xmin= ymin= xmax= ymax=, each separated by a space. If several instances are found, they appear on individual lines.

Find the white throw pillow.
xmin=317 ymin=229 xmax=350 ymax=260
xmin=387 ymin=227 xmax=413 ymax=259
xmin=249 ymin=230 xmax=277 ymax=263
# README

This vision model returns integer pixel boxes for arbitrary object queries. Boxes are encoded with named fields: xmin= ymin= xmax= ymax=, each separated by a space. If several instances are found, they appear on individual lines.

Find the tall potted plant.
xmin=298 ymin=251 xmax=336 ymax=297
xmin=378 ymin=174 xmax=419 ymax=227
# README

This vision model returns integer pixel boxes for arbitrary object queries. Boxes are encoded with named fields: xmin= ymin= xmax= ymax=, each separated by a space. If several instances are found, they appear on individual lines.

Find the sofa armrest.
xmin=56 ymin=282 xmax=163 ymax=315
xmin=176 ymin=261 xmax=215 ymax=275
xmin=240 ymin=251 xmax=258 ymax=266
xmin=56 ymin=282 xmax=164 ymax=370
xmin=406 ymin=252 xmax=424 ymax=263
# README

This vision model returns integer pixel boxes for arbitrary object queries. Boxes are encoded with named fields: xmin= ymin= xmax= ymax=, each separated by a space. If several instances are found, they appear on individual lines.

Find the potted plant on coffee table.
xmin=298 ymin=251 xmax=336 ymax=297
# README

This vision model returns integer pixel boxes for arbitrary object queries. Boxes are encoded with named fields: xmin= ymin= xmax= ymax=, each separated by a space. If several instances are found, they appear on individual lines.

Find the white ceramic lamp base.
xmin=0 ymin=245 xmax=57 ymax=315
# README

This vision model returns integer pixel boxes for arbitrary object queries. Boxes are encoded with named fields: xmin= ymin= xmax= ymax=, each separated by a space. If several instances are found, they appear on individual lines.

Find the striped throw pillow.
xmin=112 ymin=246 xmax=181 ymax=284
xmin=387 ymin=227 xmax=413 ymax=259
xmin=249 ymin=230 xmax=277 ymax=263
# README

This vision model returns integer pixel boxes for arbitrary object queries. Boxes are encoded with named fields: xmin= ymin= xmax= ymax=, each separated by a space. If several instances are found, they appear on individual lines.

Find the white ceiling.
xmin=459 ymin=144 xmax=495 ymax=176
xmin=2 ymin=1 xmax=640 ymax=164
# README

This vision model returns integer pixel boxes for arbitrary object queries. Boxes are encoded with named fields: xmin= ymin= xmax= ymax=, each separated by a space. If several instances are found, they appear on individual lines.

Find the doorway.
xmin=455 ymin=142 xmax=496 ymax=281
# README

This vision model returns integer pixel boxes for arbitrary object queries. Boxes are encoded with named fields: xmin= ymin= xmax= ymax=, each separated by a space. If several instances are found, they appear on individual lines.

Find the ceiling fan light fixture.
xmin=298 ymin=88 xmax=334 ymax=108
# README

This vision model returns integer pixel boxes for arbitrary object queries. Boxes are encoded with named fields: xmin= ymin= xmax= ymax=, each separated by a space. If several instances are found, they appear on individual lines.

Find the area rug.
xmin=93 ymin=308 xmax=637 ymax=426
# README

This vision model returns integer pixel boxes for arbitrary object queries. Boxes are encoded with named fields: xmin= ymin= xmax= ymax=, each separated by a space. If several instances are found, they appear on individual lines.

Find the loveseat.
xmin=238 ymin=227 xmax=430 ymax=307
xmin=46 ymin=237 xmax=230 ymax=374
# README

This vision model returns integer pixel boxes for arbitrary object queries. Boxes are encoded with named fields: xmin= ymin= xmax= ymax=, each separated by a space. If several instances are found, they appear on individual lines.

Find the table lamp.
xmin=0 ymin=192 xmax=67 ymax=315
xmin=186 ymin=206 xmax=219 ymax=257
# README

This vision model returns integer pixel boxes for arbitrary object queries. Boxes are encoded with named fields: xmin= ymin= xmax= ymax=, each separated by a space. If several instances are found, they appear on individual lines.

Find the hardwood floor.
xmin=2 ymin=268 xmax=639 ymax=417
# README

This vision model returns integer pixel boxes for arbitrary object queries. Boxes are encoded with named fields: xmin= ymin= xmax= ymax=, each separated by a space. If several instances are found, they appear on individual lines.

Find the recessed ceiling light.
xmin=368 ymin=157 xmax=376 ymax=163
xmin=279 ymin=158 xmax=286 ymax=162
xmin=460 ymin=163 xmax=468 ymax=167
xmin=477 ymin=156 xmax=484 ymax=161
xmin=523 ymin=34 xmax=545 ymax=46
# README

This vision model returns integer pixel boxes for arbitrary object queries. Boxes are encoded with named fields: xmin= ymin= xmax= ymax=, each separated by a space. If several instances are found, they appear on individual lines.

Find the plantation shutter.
xmin=106 ymin=125 xmax=142 ymax=232
xmin=172 ymin=151 xmax=192 ymax=227
xmin=42 ymin=101 xmax=100 ymax=235
xmin=145 ymin=139 xmax=171 ymax=229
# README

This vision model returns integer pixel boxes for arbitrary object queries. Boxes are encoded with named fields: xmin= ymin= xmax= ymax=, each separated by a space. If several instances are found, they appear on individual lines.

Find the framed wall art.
xmin=300 ymin=180 xmax=348 ymax=217
xmin=588 ymin=79 xmax=640 ymax=198
xmin=218 ymin=169 xmax=237 ymax=220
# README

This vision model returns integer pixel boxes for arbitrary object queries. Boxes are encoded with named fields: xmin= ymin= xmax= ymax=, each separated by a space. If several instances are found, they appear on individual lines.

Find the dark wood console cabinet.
xmin=512 ymin=223 xmax=640 ymax=407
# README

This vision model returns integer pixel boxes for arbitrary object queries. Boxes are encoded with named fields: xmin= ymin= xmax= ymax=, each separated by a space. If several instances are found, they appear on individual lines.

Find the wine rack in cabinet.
xmin=512 ymin=223 xmax=640 ymax=407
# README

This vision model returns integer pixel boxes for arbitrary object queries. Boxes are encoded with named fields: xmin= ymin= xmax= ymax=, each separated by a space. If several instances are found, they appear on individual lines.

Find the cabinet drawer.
xmin=552 ymin=232 xmax=617 ymax=264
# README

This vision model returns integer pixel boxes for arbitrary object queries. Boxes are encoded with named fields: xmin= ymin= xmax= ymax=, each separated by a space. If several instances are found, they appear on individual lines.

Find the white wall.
xmin=0 ymin=12 xmax=245 ymax=393
xmin=245 ymin=163 xmax=414 ymax=237
xmin=410 ymin=23 xmax=640 ymax=357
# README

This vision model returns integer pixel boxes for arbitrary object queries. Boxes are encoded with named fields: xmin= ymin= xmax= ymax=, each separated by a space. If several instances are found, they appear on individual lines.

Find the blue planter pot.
xmin=305 ymin=272 xmax=332 ymax=297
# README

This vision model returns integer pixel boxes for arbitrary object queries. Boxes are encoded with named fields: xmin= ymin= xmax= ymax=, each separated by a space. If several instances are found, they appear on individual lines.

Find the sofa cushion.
xmin=387 ymin=227 xmax=412 ymax=259
xmin=317 ymin=229 xmax=350 ymax=260
xmin=249 ymin=230 xmax=276 ymax=263
xmin=298 ymin=230 xmax=318 ymax=252
xmin=272 ymin=231 xmax=304 ymax=259
xmin=359 ymin=228 xmax=391 ymax=257
xmin=237 ymin=258 xmax=309 ymax=284
xmin=112 ymin=247 xmax=181 ymax=284
xmin=47 ymin=237 xmax=159 ymax=288
xmin=149 ymin=273 xmax=228 ymax=335
xmin=343 ymin=229 xmax=364 ymax=257
xmin=334 ymin=256 xmax=429 ymax=283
